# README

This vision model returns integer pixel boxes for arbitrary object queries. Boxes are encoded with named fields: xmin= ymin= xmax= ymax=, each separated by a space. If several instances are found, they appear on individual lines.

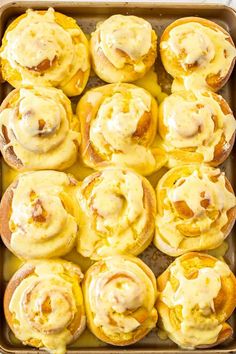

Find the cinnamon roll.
xmin=77 ymin=83 xmax=167 ymax=176
xmin=0 ymin=171 xmax=79 ymax=259
xmin=157 ymin=252 xmax=236 ymax=348
xmin=160 ymin=17 xmax=236 ymax=92
xmin=0 ymin=8 xmax=90 ymax=96
xmin=154 ymin=165 xmax=236 ymax=256
xmin=90 ymin=15 xmax=157 ymax=83
xmin=77 ymin=169 xmax=156 ymax=259
xmin=4 ymin=259 xmax=86 ymax=354
xmin=83 ymin=255 xmax=157 ymax=345
xmin=159 ymin=90 xmax=236 ymax=167
xmin=0 ymin=87 xmax=80 ymax=171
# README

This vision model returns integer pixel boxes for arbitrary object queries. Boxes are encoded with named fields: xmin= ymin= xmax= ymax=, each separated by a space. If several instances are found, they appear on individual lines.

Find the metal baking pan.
xmin=0 ymin=1 xmax=236 ymax=353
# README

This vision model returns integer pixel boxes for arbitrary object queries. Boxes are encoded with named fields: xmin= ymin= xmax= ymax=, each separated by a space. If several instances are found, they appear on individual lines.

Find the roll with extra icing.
xmin=4 ymin=259 xmax=86 ymax=354
xmin=157 ymin=252 xmax=236 ymax=348
xmin=0 ymin=171 xmax=79 ymax=259
xmin=154 ymin=165 xmax=236 ymax=256
xmin=77 ymin=83 xmax=167 ymax=176
xmin=0 ymin=8 xmax=90 ymax=96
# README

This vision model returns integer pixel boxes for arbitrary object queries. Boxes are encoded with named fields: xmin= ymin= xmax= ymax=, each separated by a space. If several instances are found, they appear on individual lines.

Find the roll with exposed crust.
xmin=90 ymin=15 xmax=157 ymax=83
xmin=4 ymin=259 xmax=86 ymax=354
xmin=83 ymin=255 xmax=158 ymax=345
xmin=160 ymin=17 xmax=236 ymax=92
xmin=159 ymin=90 xmax=236 ymax=167
xmin=0 ymin=87 xmax=80 ymax=171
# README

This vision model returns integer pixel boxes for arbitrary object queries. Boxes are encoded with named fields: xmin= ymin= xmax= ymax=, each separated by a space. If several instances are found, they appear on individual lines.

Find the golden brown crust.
xmin=160 ymin=17 xmax=236 ymax=92
xmin=83 ymin=255 xmax=158 ymax=346
xmin=156 ymin=252 xmax=236 ymax=348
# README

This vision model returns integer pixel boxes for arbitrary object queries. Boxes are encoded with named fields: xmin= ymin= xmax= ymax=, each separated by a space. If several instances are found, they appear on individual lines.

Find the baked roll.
xmin=157 ymin=252 xmax=236 ymax=348
xmin=77 ymin=83 xmax=167 ymax=176
xmin=0 ymin=87 xmax=80 ymax=171
xmin=77 ymin=169 xmax=156 ymax=259
xmin=159 ymin=90 xmax=236 ymax=167
xmin=90 ymin=15 xmax=157 ymax=83
xmin=0 ymin=8 xmax=90 ymax=96
xmin=154 ymin=165 xmax=236 ymax=256
xmin=83 ymin=255 xmax=157 ymax=345
xmin=160 ymin=17 xmax=236 ymax=92
xmin=4 ymin=259 xmax=86 ymax=354
xmin=0 ymin=171 xmax=79 ymax=259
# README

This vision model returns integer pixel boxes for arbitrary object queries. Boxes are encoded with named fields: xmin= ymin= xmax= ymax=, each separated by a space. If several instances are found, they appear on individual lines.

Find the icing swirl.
xmin=0 ymin=87 xmax=80 ymax=170
xmin=7 ymin=260 xmax=86 ymax=354
xmin=0 ymin=8 xmax=90 ymax=92
xmin=7 ymin=171 xmax=79 ymax=259
xmin=154 ymin=165 xmax=236 ymax=256
xmin=84 ymin=256 xmax=157 ymax=344
xmin=77 ymin=169 xmax=156 ymax=259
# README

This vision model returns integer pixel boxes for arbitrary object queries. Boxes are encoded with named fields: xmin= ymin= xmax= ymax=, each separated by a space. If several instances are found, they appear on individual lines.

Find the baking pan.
xmin=0 ymin=1 xmax=236 ymax=353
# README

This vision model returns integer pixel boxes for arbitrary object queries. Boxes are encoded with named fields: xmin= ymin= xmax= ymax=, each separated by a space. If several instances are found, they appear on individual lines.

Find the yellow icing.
xmin=3 ymin=248 xmax=24 ymax=282
xmin=9 ymin=260 xmax=85 ymax=354
xmin=160 ymin=258 xmax=231 ymax=348
xmin=161 ymin=22 xmax=236 ymax=91
xmin=0 ymin=87 xmax=80 ymax=170
xmin=88 ymin=256 xmax=157 ymax=336
xmin=0 ymin=8 xmax=89 ymax=89
xmin=155 ymin=166 xmax=236 ymax=256
xmin=134 ymin=69 xmax=168 ymax=104
xmin=97 ymin=15 xmax=152 ymax=72
xmin=161 ymin=91 xmax=236 ymax=163
xmin=9 ymin=171 xmax=79 ymax=259
xmin=77 ymin=169 xmax=152 ymax=259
